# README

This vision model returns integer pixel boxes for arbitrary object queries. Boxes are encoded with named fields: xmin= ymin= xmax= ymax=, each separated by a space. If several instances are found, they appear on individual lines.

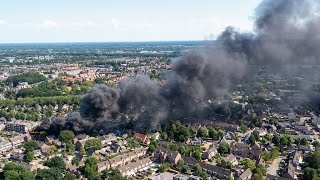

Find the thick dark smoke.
xmin=40 ymin=0 xmax=320 ymax=133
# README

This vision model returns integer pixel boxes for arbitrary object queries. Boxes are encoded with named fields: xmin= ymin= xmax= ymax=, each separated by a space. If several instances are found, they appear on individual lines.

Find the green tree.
xmin=159 ymin=163 xmax=170 ymax=172
xmin=178 ymin=146 xmax=189 ymax=156
xmin=249 ymin=132 xmax=260 ymax=143
xmin=83 ymin=156 xmax=99 ymax=180
xmin=85 ymin=156 xmax=99 ymax=167
xmin=36 ymin=168 xmax=62 ymax=180
xmin=4 ymin=170 xmax=20 ymax=180
xmin=240 ymin=123 xmax=249 ymax=133
xmin=23 ymin=141 xmax=38 ymax=152
xmin=58 ymin=130 xmax=75 ymax=143
xmin=193 ymin=164 xmax=202 ymax=176
xmin=64 ymin=172 xmax=76 ymax=180
xmin=218 ymin=142 xmax=230 ymax=155
xmin=217 ymin=129 xmax=225 ymax=140
xmin=197 ymin=127 xmax=208 ymax=138
xmin=3 ymin=162 xmax=35 ymax=180
xmin=44 ymin=156 xmax=66 ymax=170
xmin=262 ymin=147 xmax=279 ymax=161
xmin=313 ymin=141 xmax=320 ymax=147
xmin=265 ymin=134 xmax=273 ymax=141
xmin=181 ymin=165 xmax=191 ymax=174
xmin=126 ymin=139 xmax=140 ymax=149
xmin=193 ymin=150 xmax=202 ymax=161
xmin=6 ymin=71 xmax=46 ymax=87
xmin=84 ymin=166 xmax=99 ymax=180
xmin=175 ymin=125 xmax=190 ymax=142
xmin=305 ymin=151 xmax=320 ymax=169
xmin=240 ymin=158 xmax=255 ymax=170
xmin=105 ymin=169 xmax=126 ymax=180
xmin=272 ymin=134 xmax=281 ymax=145
xmin=252 ymin=164 xmax=266 ymax=180
xmin=84 ymin=138 xmax=102 ymax=151
xmin=200 ymin=172 xmax=208 ymax=180
xmin=302 ymin=167 xmax=320 ymax=180
xmin=208 ymin=127 xmax=219 ymax=141
xmin=226 ymin=161 xmax=233 ymax=169
xmin=160 ymin=132 xmax=167 ymax=140
xmin=251 ymin=117 xmax=260 ymax=127
xmin=5 ymin=91 xmax=16 ymax=99
xmin=170 ymin=144 xmax=178 ymax=151
xmin=20 ymin=170 xmax=35 ymax=180
xmin=66 ymin=143 xmax=75 ymax=154
xmin=280 ymin=134 xmax=293 ymax=146
xmin=149 ymin=144 xmax=156 ymax=153
xmin=24 ymin=151 xmax=34 ymax=162
xmin=71 ymin=157 xmax=80 ymax=166
xmin=300 ymin=137 xmax=308 ymax=145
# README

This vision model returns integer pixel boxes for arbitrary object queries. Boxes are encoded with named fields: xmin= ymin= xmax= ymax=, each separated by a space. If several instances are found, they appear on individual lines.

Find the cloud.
xmin=111 ymin=18 xmax=120 ymax=29
xmin=111 ymin=18 xmax=155 ymax=30
xmin=71 ymin=21 xmax=99 ymax=28
xmin=0 ymin=19 xmax=6 ymax=25
xmin=41 ymin=19 xmax=58 ymax=28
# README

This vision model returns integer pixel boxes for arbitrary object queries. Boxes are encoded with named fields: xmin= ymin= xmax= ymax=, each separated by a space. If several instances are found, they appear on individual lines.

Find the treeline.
xmin=5 ymin=71 xmax=46 ymax=87
xmin=0 ymin=95 xmax=80 ymax=109
xmin=16 ymin=80 xmax=92 ymax=98
xmin=0 ymin=95 xmax=80 ymax=120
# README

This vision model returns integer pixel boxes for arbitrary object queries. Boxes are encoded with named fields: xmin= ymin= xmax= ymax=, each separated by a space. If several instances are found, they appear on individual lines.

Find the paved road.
xmin=268 ymin=156 xmax=284 ymax=176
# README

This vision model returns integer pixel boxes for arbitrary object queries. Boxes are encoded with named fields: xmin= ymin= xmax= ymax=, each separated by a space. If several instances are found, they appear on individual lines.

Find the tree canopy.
xmin=44 ymin=156 xmax=66 ymax=170
xmin=84 ymin=138 xmax=102 ymax=151
xmin=59 ymin=130 xmax=75 ymax=143
xmin=6 ymin=71 xmax=46 ymax=87
xmin=218 ymin=142 xmax=230 ymax=155
xmin=3 ymin=162 xmax=35 ymax=180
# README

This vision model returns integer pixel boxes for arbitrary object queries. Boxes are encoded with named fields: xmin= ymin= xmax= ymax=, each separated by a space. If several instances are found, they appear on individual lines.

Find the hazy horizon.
xmin=0 ymin=0 xmax=261 ymax=43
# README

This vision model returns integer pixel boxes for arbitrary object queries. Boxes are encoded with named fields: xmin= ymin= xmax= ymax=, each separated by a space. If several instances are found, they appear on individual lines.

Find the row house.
xmin=99 ymin=134 xmax=117 ymax=147
xmin=99 ymin=147 xmax=147 ymax=171
xmin=0 ymin=140 xmax=12 ymax=152
xmin=182 ymin=156 xmax=232 ymax=179
xmin=230 ymin=142 xmax=262 ymax=161
xmin=118 ymin=157 xmax=152 ymax=176
xmin=133 ymin=133 xmax=150 ymax=145
xmin=9 ymin=135 xmax=25 ymax=147
xmin=153 ymin=147 xmax=181 ymax=165
xmin=202 ymin=146 xmax=218 ymax=160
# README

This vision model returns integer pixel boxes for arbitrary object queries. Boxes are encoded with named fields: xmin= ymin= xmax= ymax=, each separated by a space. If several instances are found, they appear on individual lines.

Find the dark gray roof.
xmin=266 ymin=174 xmax=291 ymax=180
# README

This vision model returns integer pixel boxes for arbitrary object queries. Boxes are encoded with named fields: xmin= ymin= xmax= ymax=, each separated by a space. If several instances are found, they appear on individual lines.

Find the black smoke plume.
xmin=40 ymin=0 xmax=320 ymax=133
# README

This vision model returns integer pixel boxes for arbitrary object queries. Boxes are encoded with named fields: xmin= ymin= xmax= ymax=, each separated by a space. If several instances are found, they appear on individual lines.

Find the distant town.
xmin=0 ymin=41 xmax=319 ymax=180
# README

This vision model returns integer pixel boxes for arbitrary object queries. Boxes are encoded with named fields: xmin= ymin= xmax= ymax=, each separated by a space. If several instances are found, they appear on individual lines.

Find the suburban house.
xmin=9 ymin=135 xmax=25 ymax=147
xmin=0 ymin=140 xmax=12 ymax=152
xmin=97 ymin=161 xmax=111 ymax=173
xmin=118 ymin=157 xmax=152 ymax=176
xmin=238 ymin=169 xmax=252 ymax=180
xmin=266 ymin=174 xmax=292 ymax=180
xmin=103 ymin=147 xmax=147 ymax=170
xmin=38 ymin=143 xmax=51 ymax=155
xmin=202 ymin=146 xmax=218 ymax=160
xmin=182 ymin=156 xmax=232 ymax=179
xmin=75 ymin=137 xmax=94 ymax=151
xmin=153 ymin=147 xmax=182 ymax=165
xmin=133 ymin=133 xmax=150 ymax=145
xmin=230 ymin=142 xmax=261 ymax=161
xmin=99 ymin=134 xmax=117 ymax=147
xmin=283 ymin=163 xmax=296 ymax=180
xmin=221 ymin=154 xmax=238 ymax=167
xmin=45 ymin=136 xmax=62 ymax=146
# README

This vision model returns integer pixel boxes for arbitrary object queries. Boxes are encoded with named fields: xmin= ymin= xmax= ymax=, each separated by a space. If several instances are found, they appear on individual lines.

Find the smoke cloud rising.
xmin=41 ymin=0 xmax=320 ymax=133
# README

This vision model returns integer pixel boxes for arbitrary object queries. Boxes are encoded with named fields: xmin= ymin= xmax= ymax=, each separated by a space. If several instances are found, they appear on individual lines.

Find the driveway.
xmin=267 ymin=156 xmax=285 ymax=176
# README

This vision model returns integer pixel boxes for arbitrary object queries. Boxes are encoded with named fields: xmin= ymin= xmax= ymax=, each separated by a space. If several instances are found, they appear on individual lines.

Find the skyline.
xmin=0 ymin=0 xmax=261 ymax=43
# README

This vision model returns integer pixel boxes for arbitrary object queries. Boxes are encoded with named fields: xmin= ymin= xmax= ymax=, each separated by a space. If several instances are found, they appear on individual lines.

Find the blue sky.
xmin=0 ymin=0 xmax=261 ymax=43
